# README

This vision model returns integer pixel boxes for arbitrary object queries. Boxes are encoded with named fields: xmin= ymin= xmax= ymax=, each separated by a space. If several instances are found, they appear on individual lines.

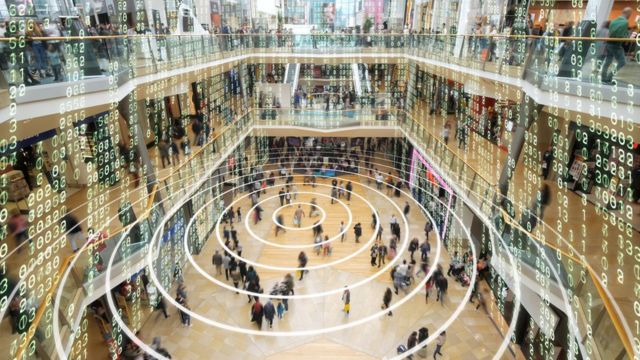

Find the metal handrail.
xmin=0 ymin=33 xmax=637 ymax=42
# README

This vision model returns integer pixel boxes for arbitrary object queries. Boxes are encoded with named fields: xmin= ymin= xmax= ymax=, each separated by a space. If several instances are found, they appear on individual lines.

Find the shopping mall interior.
xmin=0 ymin=0 xmax=639 ymax=359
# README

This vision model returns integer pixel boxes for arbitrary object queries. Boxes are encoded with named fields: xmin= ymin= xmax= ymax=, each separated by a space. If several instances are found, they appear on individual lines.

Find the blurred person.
xmin=601 ymin=7 xmax=633 ymax=84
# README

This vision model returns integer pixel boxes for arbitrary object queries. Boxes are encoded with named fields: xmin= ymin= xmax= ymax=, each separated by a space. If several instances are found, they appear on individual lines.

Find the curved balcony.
xmin=6 ymin=107 xmax=635 ymax=360
xmin=1 ymin=33 xmax=638 ymax=125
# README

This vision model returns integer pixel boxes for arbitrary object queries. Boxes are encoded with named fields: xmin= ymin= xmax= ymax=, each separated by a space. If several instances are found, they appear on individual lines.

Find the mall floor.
xmin=134 ymin=171 xmax=522 ymax=359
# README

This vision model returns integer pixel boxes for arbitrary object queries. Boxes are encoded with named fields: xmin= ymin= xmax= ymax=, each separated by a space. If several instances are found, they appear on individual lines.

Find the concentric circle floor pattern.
xmin=130 ymin=168 xmax=517 ymax=360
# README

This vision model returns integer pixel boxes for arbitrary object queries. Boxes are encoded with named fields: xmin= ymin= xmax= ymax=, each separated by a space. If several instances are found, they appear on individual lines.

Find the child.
xmin=277 ymin=301 xmax=285 ymax=319
xmin=46 ymin=44 xmax=64 ymax=82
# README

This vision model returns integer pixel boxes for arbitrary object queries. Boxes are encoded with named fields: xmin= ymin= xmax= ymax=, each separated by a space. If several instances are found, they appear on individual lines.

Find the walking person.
xmin=377 ymin=243 xmax=387 ymax=267
xmin=312 ymin=221 xmax=323 ymax=238
xmin=435 ymin=274 xmax=448 ymax=306
xmin=293 ymin=205 xmax=306 ymax=228
xmin=433 ymin=331 xmax=446 ymax=359
xmin=223 ymin=225 xmax=230 ymax=242
xmin=425 ymin=274 xmax=435 ymax=303
xmin=371 ymin=211 xmax=378 ymax=230
xmin=420 ymin=240 xmax=431 ymax=262
xmin=416 ymin=258 xmax=429 ymax=278
xmin=408 ymin=237 xmax=419 ymax=261
xmin=254 ymin=205 xmax=263 ymax=224
xmin=170 ymin=141 xmax=180 ymax=164
xmin=375 ymin=171 xmax=383 ymax=190
xmin=227 ymin=207 xmax=236 ymax=224
xmin=250 ymin=299 xmax=264 ymax=329
xmin=601 ymin=7 xmax=633 ymax=84
xmin=330 ymin=186 xmax=338 ymax=204
xmin=382 ymin=287 xmax=393 ymax=316
xmin=441 ymin=123 xmax=450 ymax=145
xmin=376 ymin=225 xmax=383 ymax=241
xmin=156 ymin=297 xmax=169 ymax=319
xmin=230 ymin=226 xmax=238 ymax=245
xmin=339 ymin=221 xmax=346 ymax=242
xmin=176 ymin=294 xmax=191 ymax=327
xmin=212 ymin=250 xmax=223 ymax=275
xmin=275 ymin=214 xmax=286 ymax=236
xmin=158 ymin=139 xmax=171 ymax=168
xmin=309 ymin=198 xmax=321 ymax=217
xmin=229 ymin=266 xmax=242 ymax=294
xmin=223 ymin=253 xmax=231 ymax=281
xmin=370 ymin=243 xmax=379 ymax=266
xmin=278 ymin=188 xmax=286 ymax=206
xmin=407 ymin=331 xmax=418 ymax=359
xmin=297 ymin=251 xmax=308 ymax=280
xmin=246 ymin=279 xmax=261 ymax=303
xmin=239 ymin=261 xmax=248 ymax=285
xmin=345 ymin=181 xmax=353 ymax=201
xmin=342 ymin=286 xmax=351 ymax=317
xmin=424 ymin=221 xmax=433 ymax=240
xmin=282 ymin=273 xmax=295 ymax=311
xmin=263 ymin=299 xmax=276 ymax=328
xmin=353 ymin=223 xmax=362 ymax=243
xmin=277 ymin=301 xmax=285 ymax=319
xmin=385 ymin=173 xmax=394 ymax=196
xmin=403 ymin=201 xmax=410 ymax=219
xmin=417 ymin=327 xmax=429 ymax=358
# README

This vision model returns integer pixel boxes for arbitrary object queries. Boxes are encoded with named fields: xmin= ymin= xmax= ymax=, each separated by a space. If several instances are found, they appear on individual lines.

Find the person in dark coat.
xmin=238 ymin=261 xmax=248 ymax=284
xmin=298 ymin=252 xmax=308 ymax=280
xmin=353 ymin=223 xmax=362 ymax=243
xmin=263 ymin=300 xmax=276 ymax=328
xmin=246 ymin=280 xmax=260 ymax=303
xmin=223 ymin=226 xmax=230 ymax=242
xmin=407 ymin=331 xmax=418 ymax=354
xmin=382 ymin=287 xmax=393 ymax=316
xmin=435 ymin=274 xmax=448 ymax=305
xmin=250 ymin=299 xmax=264 ymax=329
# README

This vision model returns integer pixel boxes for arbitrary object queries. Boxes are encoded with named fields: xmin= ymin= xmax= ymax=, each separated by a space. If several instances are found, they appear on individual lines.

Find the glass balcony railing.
xmin=2 ymin=34 xmax=637 ymax=106
xmin=254 ymin=107 xmax=399 ymax=128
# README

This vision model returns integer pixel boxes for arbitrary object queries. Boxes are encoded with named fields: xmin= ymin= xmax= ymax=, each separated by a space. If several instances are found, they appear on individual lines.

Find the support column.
xmin=497 ymin=94 xmax=543 ymax=200
xmin=118 ymin=92 xmax=160 ymax=197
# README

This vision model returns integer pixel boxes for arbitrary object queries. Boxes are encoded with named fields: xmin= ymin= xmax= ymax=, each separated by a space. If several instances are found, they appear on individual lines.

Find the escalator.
xmin=352 ymin=63 xmax=371 ymax=97
xmin=284 ymin=63 xmax=300 ymax=91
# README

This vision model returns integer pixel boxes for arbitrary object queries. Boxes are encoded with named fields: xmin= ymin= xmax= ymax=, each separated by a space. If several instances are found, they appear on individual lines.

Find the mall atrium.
xmin=0 ymin=0 xmax=639 ymax=359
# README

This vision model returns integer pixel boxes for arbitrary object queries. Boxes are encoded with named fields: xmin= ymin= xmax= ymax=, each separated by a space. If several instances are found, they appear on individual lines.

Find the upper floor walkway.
xmin=1 ymin=33 xmax=639 ymax=130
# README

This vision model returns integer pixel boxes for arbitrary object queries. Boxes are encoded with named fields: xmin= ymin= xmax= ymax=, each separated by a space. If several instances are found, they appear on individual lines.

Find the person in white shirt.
xmin=375 ymin=172 xmax=383 ymax=190
xmin=397 ymin=260 xmax=409 ymax=277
